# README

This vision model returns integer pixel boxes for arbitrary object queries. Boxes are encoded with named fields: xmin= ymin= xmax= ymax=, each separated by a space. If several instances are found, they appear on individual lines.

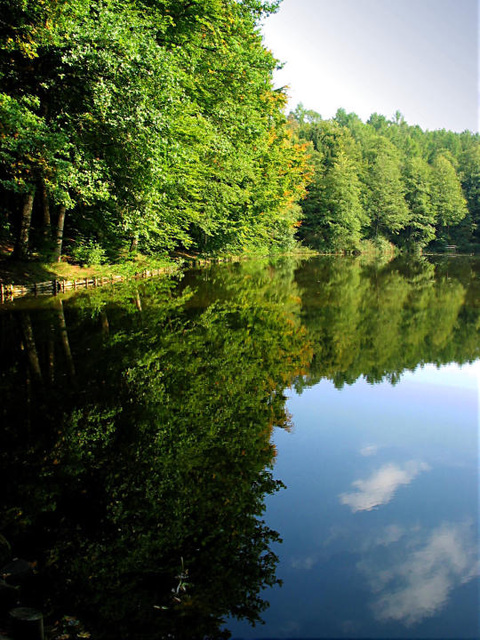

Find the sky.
xmin=260 ymin=0 xmax=479 ymax=133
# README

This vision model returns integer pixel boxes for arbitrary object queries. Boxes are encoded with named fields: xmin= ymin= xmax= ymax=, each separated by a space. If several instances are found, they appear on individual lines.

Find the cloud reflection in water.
xmin=340 ymin=460 xmax=430 ymax=512
xmin=360 ymin=521 xmax=479 ymax=626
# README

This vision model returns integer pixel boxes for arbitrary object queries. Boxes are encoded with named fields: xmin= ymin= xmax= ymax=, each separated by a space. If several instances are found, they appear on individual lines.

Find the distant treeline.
xmin=0 ymin=0 xmax=309 ymax=263
xmin=292 ymin=105 xmax=480 ymax=253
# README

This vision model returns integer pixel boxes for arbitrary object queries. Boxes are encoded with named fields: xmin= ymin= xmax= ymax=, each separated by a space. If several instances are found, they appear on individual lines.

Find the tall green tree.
xmin=363 ymin=138 xmax=410 ymax=240
xmin=458 ymin=141 xmax=480 ymax=244
xmin=295 ymin=118 xmax=365 ymax=251
xmin=400 ymin=156 xmax=436 ymax=249
xmin=430 ymin=153 xmax=468 ymax=242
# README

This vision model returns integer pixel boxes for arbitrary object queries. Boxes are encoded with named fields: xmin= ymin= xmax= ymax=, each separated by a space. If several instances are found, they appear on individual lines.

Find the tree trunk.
xmin=100 ymin=309 xmax=110 ymax=339
xmin=15 ymin=192 xmax=35 ymax=259
xmin=19 ymin=313 xmax=42 ymax=383
xmin=135 ymin=289 xmax=143 ymax=313
xmin=55 ymin=299 xmax=76 ymax=381
xmin=40 ymin=181 xmax=51 ymax=237
xmin=54 ymin=205 xmax=67 ymax=262
xmin=47 ymin=320 xmax=55 ymax=385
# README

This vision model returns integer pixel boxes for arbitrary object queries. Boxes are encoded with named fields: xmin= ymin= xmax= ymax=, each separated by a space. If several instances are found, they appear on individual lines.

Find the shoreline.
xmin=1 ymin=248 xmax=477 ymax=304
xmin=0 ymin=250 xmax=314 ymax=303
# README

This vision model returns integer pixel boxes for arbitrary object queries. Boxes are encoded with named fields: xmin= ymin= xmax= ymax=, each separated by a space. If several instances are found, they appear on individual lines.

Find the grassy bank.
xmin=0 ymin=239 xmax=320 ymax=287
xmin=0 ymin=240 xmax=180 ymax=286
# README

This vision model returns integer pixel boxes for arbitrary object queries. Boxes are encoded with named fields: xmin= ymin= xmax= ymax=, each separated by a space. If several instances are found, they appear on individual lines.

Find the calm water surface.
xmin=0 ymin=256 xmax=478 ymax=639
xmin=229 ymin=364 xmax=479 ymax=639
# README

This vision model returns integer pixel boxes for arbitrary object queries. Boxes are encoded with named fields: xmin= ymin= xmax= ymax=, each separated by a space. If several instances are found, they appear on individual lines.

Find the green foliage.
xmin=400 ymin=156 xmax=436 ymax=249
xmin=430 ymin=154 xmax=468 ymax=229
xmin=0 ymin=0 xmax=310 ymax=261
xmin=291 ymin=106 xmax=480 ymax=253
xmin=71 ymin=238 xmax=107 ymax=266
xmin=458 ymin=142 xmax=480 ymax=247
xmin=296 ymin=121 xmax=365 ymax=252
xmin=364 ymin=138 xmax=410 ymax=238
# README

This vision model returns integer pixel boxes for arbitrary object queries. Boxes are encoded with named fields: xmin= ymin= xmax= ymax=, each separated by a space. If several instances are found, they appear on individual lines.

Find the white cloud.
xmin=290 ymin=555 xmax=318 ymax=571
xmin=366 ymin=521 xmax=480 ymax=625
xmin=340 ymin=461 xmax=430 ymax=512
xmin=371 ymin=524 xmax=405 ymax=548
xmin=360 ymin=444 xmax=380 ymax=457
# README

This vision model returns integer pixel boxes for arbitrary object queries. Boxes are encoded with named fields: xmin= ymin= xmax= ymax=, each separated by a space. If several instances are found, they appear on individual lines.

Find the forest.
xmin=0 ymin=0 xmax=309 ymax=264
xmin=292 ymin=106 xmax=480 ymax=254
xmin=1 ymin=0 xmax=479 ymax=266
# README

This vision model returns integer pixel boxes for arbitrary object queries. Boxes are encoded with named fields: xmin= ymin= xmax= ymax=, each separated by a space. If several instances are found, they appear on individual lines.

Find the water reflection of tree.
xmin=294 ymin=256 xmax=480 ymax=392
xmin=0 ymin=263 xmax=311 ymax=639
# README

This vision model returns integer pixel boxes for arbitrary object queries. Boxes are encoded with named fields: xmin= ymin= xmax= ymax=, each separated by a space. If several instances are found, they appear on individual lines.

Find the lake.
xmin=0 ymin=255 xmax=478 ymax=639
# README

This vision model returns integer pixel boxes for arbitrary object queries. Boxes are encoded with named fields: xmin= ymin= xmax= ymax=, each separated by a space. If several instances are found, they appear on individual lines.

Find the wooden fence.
xmin=0 ymin=256 xmax=247 ymax=304
xmin=0 ymin=268 xmax=176 ymax=304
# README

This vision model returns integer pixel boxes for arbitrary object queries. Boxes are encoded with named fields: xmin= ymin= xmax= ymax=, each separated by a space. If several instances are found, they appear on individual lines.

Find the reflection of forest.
xmin=0 ymin=256 xmax=479 ymax=638
xmin=295 ymin=255 xmax=480 ymax=390
xmin=0 ymin=265 xmax=311 ymax=639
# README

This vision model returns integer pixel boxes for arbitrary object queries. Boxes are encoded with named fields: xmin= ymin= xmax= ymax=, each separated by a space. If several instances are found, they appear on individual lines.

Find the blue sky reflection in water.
xmin=229 ymin=361 xmax=479 ymax=639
